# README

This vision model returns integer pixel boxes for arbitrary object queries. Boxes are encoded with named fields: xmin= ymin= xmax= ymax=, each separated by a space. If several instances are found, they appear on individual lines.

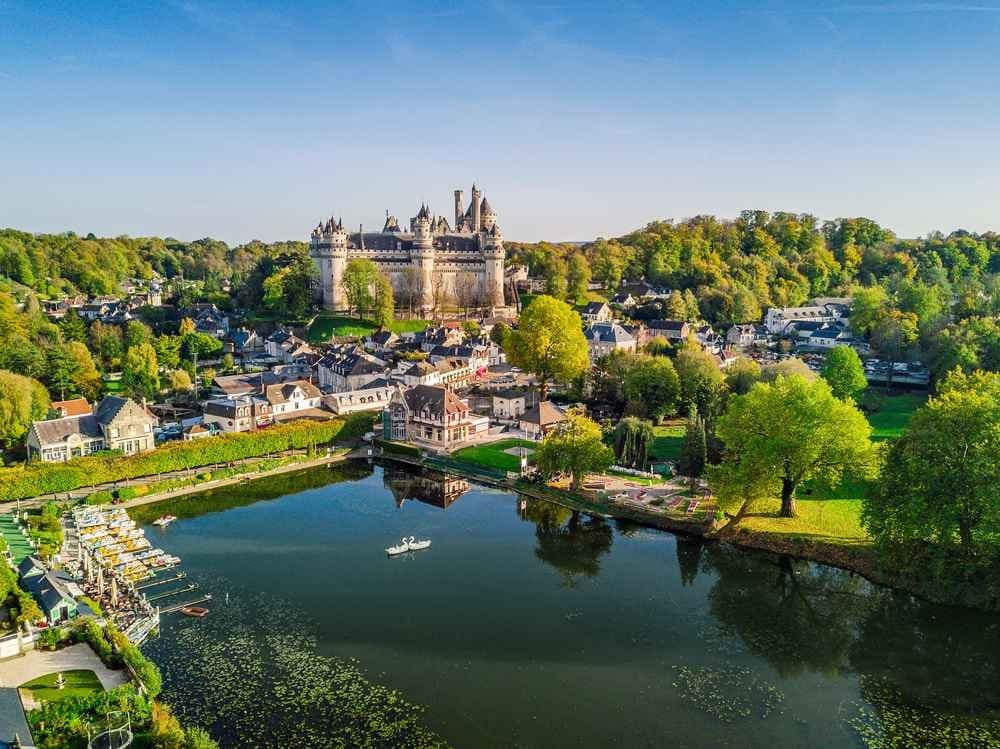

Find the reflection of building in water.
xmin=383 ymin=465 xmax=470 ymax=509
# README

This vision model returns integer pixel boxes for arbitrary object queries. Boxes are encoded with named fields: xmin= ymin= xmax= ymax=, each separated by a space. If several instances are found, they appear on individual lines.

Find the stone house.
xmin=519 ymin=401 xmax=566 ymax=438
xmin=27 ymin=396 xmax=157 ymax=462
xmin=382 ymin=385 xmax=487 ymax=448
xmin=581 ymin=301 xmax=613 ymax=324
xmin=585 ymin=322 xmax=637 ymax=359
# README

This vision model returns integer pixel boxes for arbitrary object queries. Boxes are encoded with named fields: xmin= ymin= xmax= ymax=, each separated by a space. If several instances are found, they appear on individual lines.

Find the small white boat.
xmin=386 ymin=537 xmax=411 ymax=556
xmin=152 ymin=515 xmax=177 ymax=527
xmin=407 ymin=536 xmax=432 ymax=552
xmin=386 ymin=536 xmax=431 ymax=556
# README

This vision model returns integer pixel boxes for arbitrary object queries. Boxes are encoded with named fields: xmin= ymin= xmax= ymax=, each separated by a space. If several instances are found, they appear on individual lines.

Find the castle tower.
xmin=411 ymin=204 xmax=435 ymax=312
xmin=471 ymin=183 xmax=482 ymax=233
xmin=454 ymin=189 xmax=464 ymax=228
xmin=482 ymin=223 xmax=506 ymax=307
xmin=310 ymin=216 xmax=348 ymax=310
xmin=480 ymin=195 xmax=497 ymax=232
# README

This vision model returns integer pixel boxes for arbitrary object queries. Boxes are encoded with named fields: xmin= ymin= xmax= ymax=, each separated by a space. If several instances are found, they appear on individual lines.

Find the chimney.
xmin=454 ymin=189 xmax=463 ymax=228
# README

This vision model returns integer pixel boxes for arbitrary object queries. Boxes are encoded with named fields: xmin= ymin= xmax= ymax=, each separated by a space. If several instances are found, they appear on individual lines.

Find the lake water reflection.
xmin=137 ymin=462 xmax=1000 ymax=748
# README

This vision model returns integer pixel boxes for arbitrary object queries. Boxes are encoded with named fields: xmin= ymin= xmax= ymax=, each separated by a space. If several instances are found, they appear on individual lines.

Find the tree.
xmin=490 ymin=321 xmax=510 ymax=347
xmin=124 ymin=320 xmax=153 ymax=350
xmin=167 ymin=369 xmax=193 ymax=394
xmin=567 ymin=253 xmax=591 ymax=305
xmin=505 ymin=295 xmax=589 ymax=400
xmin=713 ymin=375 xmax=876 ymax=518
xmin=153 ymin=335 xmax=182 ymax=370
xmin=67 ymin=342 xmax=103 ymax=400
xmin=535 ymin=410 xmax=614 ymax=490
xmin=122 ymin=342 xmax=159 ymax=401
xmin=462 ymin=320 xmax=481 ymax=339
xmin=724 ymin=357 xmax=761 ymax=395
xmin=398 ymin=266 xmax=421 ymax=316
xmin=613 ymin=417 xmax=654 ymax=469
xmin=0 ymin=370 xmax=49 ymax=448
xmin=864 ymin=370 xmax=999 ymax=553
xmin=46 ymin=344 xmax=80 ymax=401
xmin=341 ymin=259 xmax=378 ymax=318
xmin=545 ymin=273 xmax=568 ymax=301
xmin=454 ymin=271 xmax=479 ymax=317
xmin=679 ymin=409 xmax=707 ymax=480
xmin=181 ymin=332 xmax=222 ymax=361
xmin=871 ymin=310 xmax=919 ymax=385
xmin=850 ymin=285 xmax=889 ymax=336
xmin=761 ymin=357 xmax=817 ymax=383
xmin=623 ymin=355 xmax=681 ymax=422
xmin=221 ymin=352 xmax=235 ymax=371
xmin=821 ymin=345 xmax=868 ymax=402
xmin=674 ymin=346 xmax=725 ymax=416
xmin=59 ymin=309 xmax=87 ymax=343
xmin=373 ymin=273 xmax=394 ymax=331
xmin=89 ymin=321 xmax=123 ymax=370
xmin=178 ymin=317 xmax=197 ymax=336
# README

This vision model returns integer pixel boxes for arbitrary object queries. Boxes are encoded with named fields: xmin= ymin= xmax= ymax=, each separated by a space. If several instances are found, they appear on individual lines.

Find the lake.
xmin=136 ymin=461 xmax=1000 ymax=748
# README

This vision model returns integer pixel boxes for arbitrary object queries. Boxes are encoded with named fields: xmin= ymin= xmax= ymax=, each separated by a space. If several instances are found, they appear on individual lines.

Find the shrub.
xmin=85 ymin=490 xmax=114 ymax=505
xmin=115 ymin=487 xmax=138 ymax=500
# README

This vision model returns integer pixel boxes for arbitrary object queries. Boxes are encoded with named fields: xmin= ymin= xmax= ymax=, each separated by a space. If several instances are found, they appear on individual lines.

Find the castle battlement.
xmin=310 ymin=184 xmax=506 ymax=312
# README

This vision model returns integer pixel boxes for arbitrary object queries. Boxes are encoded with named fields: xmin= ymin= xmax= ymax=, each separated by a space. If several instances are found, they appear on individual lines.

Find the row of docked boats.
xmin=73 ymin=507 xmax=181 ymax=582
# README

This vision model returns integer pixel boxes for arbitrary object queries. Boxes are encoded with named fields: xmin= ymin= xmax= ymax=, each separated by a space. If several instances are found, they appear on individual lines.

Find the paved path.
xmin=0 ymin=644 xmax=128 ymax=690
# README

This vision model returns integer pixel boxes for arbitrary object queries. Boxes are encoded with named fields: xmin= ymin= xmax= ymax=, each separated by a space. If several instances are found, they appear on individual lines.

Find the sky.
xmin=1 ymin=0 xmax=999 ymax=245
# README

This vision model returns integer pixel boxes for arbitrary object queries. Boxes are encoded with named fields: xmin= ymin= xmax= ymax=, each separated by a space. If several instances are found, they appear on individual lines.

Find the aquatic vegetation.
xmin=144 ymin=584 xmax=449 ymax=748
xmin=672 ymin=665 xmax=784 ymax=723
xmin=841 ymin=676 xmax=1000 ymax=749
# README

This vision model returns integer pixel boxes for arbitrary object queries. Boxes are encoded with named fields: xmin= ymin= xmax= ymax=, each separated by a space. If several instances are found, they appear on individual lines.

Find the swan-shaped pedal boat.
xmin=386 ymin=536 xmax=432 ymax=556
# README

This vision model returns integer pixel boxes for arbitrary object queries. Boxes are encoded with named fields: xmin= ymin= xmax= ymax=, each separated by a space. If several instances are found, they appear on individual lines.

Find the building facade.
xmin=310 ymin=183 xmax=506 ymax=312
xmin=27 ymin=396 xmax=157 ymax=463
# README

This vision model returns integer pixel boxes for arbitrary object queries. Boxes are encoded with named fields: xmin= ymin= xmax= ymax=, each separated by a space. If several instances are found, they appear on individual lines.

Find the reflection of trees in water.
xmin=703 ymin=544 xmax=873 ymax=678
xmin=676 ymin=536 xmax=703 ymax=587
xmin=849 ymin=592 xmax=1000 ymax=712
xmin=702 ymin=543 xmax=1000 ymax=731
xmin=521 ymin=497 xmax=613 ymax=587
xmin=130 ymin=461 xmax=375 ymax=523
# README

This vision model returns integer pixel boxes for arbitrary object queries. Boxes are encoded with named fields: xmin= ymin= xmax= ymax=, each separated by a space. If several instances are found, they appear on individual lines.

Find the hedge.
xmin=374 ymin=438 xmax=422 ymax=459
xmin=1 ymin=412 xmax=374 ymax=501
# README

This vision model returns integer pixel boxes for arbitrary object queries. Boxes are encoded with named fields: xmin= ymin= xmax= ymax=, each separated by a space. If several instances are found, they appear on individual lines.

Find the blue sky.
xmin=1 ymin=1 xmax=998 ymax=244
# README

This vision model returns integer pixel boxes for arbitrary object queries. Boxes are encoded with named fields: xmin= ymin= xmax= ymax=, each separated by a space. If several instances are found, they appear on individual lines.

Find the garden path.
xmin=0 ymin=643 xmax=127 ymax=690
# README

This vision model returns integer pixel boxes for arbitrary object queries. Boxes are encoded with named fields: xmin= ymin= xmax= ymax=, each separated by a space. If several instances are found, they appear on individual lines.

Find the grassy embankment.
xmin=726 ymin=393 xmax=926 ymax=545
xmin=307 ymin=314 xmax=428 ymax=343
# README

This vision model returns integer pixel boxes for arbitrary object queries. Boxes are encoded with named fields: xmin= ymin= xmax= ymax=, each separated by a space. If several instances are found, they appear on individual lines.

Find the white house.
xmin=264 ymin=380 xmax=324 ymax=419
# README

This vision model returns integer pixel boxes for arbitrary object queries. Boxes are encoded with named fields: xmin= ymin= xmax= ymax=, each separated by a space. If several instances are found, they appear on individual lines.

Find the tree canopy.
xmin=505 ymin=295 xmax=589 ymax=399
xmin=712 ymin=375 xmax=876 ymax=518
xmin=535 ymin=410 xmax=614 ymax=490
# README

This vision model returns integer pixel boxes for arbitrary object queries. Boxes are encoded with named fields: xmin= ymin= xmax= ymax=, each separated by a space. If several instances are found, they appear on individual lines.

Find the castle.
xmin=310 ymin=183 xmax=506 ymax=312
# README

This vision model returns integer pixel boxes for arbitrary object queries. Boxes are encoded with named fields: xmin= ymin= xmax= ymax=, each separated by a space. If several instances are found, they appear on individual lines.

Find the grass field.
xmin=650 ymin=422 xmax=685 ymax=462
xmin=867 ymin=393 xmax=926 ymax=440
xmin=307 ymin=315 xmax=429 ymax=343
xmin=453 ymin=438 xmax=537 ymax=473
xmin=20 ymin=669 xmax=104 ymax=703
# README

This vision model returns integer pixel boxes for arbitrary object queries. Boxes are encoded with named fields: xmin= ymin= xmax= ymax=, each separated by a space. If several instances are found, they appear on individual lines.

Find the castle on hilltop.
xmin=310 ymin=183 xmax=506 ymax=312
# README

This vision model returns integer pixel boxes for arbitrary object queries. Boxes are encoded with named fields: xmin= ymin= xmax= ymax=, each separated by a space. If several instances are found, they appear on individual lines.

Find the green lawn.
xmin=867 ymin=393 xmax=926 ymax=440
xmin=453 ymin=438 xmax=537 ymax=473
xmin=650 ymin=423 xmax=685 ymax=462
xmin=307 ymin=315 xmax=429 ymax=343
xmin=20 ymin=669 xmax=104 ymax=703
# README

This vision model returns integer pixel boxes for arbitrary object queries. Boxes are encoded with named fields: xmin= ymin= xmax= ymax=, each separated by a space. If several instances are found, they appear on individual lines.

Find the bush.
xmin=85 ymin=490 xmax=114 ymax=505
xmin=115 ymin=487 xmax=138 ymax=500
xmin=0 ymin=412 xmax=373 ymax=501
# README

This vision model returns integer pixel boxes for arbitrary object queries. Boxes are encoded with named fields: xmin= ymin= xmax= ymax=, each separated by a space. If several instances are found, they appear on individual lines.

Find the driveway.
xmin=0 ymin=643 xmax=128 ymax=690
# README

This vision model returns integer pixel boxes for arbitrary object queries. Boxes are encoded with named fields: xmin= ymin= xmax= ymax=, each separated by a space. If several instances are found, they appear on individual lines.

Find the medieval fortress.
xmin=310 ymin=183 xmax=506 ymax=311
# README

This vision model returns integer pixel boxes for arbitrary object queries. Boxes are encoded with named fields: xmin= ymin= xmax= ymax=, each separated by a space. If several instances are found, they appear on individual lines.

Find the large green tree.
xmin=505 ymin=295 xmax=589 ymax=399
xmin=864 ymin=370 xmax=1000 ymax=552
xmin=341 ymin=259 xmax=379 ymax=318
xmin=373 ymin=273 xmax=394 ymax=331
xmin=622 ymin=355 xmax=681 ymax=422
xmin=0 ymin=370 xmax=49 ymax=448
xmin=535 ymin=410 xmax=614 ymax=490
xmin=566 ymin=253 xmax=591 ymax=306
xmin=122 ymin=342 xmax=160 ymax=401
xmin=612 ymin=417 xmax=654 ymax=470
xmin=674 ymin=345 xmax=725 ymax=416
xmin=713 ymin=375 xmax=876 ymax=518
xmin=821 ymin=345 xmax=868 ymax=402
